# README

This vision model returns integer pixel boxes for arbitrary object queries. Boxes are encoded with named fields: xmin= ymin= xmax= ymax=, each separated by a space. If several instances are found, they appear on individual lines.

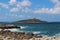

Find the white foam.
xmin=33 ymin=31 xmax=41 ymax=34
xmin=41 ymin=35 xmax=49 ymax=37
xmin=8 ymin=29 xmax=19 ymax=32
xmin=20 ymin=26 xmax=28 ymax=29
xmin=0 ymin=29 xmax=2 ymax=31
xmin=54 ymin=33 xmax=60 ymax=36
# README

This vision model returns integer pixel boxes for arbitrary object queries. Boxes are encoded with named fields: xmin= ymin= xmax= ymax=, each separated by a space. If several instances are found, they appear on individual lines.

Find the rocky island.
xmin=15 ymin=18 xmax=47 ymax=23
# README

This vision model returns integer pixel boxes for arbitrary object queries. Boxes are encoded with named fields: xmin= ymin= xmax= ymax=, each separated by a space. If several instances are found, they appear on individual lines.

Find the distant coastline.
xmin=14 ymin=18 xmax=47 ymax=23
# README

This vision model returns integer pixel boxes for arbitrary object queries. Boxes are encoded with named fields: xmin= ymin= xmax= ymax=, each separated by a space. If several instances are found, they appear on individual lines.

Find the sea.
xmin=0 ymin=22 xmax=60 ymax=37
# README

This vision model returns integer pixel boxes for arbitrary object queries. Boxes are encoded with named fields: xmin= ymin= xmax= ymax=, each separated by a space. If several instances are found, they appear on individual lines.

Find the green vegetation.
xmin=16 ymin=18 xmax=47 ymax=23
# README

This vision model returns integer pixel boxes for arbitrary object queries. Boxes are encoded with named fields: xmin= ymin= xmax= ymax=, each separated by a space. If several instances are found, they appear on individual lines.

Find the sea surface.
xmin=0 ymin=22 xmax=60 ymax=37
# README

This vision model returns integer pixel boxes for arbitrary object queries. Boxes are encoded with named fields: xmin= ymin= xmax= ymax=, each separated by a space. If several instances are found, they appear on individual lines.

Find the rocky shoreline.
xmin=0 ymin=30 xmax=60 ymax=40
xmin=0 ymin=30 xmax=42 ymax=40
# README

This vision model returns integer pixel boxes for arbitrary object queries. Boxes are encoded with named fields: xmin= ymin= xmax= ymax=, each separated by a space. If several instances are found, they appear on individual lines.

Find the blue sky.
xmin=0 ymin=0 xmax=60 ymax=22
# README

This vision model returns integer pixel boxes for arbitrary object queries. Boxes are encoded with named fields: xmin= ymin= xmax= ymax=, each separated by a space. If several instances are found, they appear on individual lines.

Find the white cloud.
xmin=51 ymin=0 xmax=60 ymax=8
xmin=16 ymin=0 xmax=31 ymax=7
xmin=10 ymin=8 xmax=19 ymax=12
xmin=33 ymin=0 xmax=60 ymax=14
xmin=33 ymin=8 xmax=49 ymax=14
xmin=10 ymin=0 xmax=31 ymax=12
xmin=9 ymin=0 xmax=16 ymax=5
xmin=20 ymin=0 xmax=31 ymax=6
xmin=33 ymin=7 xmax=60 ymax=14
xmin=0 ymin=3 xmax=9 ymax=9
xmin=51 ymin=0 xmax=59 ymax=4
xmin=10 ymin=0 xmax=60 ymax=14
xmin=21 ymin=7 xmax=32 ymax=13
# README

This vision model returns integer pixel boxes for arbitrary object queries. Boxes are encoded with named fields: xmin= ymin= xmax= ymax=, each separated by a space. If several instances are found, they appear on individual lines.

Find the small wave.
xmin=41 ymin=34 xmax=49 ymax=37
xmin=32 ymin=31 xmax=41 ymax=34
xmin=8 ymin=29 xmax=19 ymax=32
xmin=20 ymin=26 xmax=28 ymax=29
xmin=0 ymin=29 xmax=19 ymax=32
xmin=54 ymin=33 xmax=60 ymax=36
xmin=32 ymin=31 xmax=49 ymax=37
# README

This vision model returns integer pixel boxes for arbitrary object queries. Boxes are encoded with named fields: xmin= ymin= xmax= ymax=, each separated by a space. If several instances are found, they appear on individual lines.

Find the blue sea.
xmin=1 ymin=22 xmax=60 ymax=37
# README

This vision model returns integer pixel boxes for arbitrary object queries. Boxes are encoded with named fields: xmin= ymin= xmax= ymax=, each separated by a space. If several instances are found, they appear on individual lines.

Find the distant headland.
xmin=15 ymin=18 xmax=47 ymax=23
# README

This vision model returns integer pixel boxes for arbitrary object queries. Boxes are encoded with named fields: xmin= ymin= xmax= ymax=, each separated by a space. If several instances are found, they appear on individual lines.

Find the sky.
xmin=0 ymin=0 xmax=60 ymax=22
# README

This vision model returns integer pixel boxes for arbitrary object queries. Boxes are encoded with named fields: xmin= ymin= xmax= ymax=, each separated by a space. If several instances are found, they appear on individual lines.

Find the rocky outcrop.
xmin=15 ymin=18 xmax=47 ymax=23
xmin=0 ymin=25 xmax=20 ymax=29
xmin=0 ymin=30 xmax=42 ymax=40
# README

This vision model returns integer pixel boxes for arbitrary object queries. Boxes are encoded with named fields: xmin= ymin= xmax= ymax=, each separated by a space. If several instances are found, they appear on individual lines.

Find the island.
xmin=15 ymin=18 xmax=47 ymax=23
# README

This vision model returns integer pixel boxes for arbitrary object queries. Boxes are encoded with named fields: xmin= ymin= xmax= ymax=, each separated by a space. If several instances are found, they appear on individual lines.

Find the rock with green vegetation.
xmin=15 ymin=18 xmax=47 ymax=23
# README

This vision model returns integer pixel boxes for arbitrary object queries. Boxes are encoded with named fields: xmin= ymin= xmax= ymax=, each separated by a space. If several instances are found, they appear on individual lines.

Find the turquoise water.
xmin=11 ymin=23 xmax=60 ymax=36
xmin=1 ymin=22 xmax=60 ymax=36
